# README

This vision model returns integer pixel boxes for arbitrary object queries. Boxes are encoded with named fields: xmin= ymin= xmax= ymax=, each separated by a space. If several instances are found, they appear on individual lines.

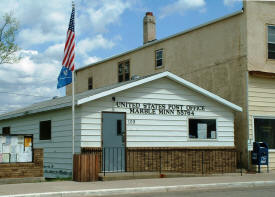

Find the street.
xmin=100 ymin=186 xmax=275 ymax=197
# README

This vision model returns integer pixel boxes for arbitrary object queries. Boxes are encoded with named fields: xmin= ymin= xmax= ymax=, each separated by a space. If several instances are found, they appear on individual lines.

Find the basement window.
xmin=155 ymin=49 xmax=163 ymax=68
xmin=268 ymin=25 xmax=275 ymax=59
xmin=118 ymin=60 xmax=130 ymax=82
xmin=189 ymin=119 xmax=216 ymax=139
xmin=40 ymin=120 xmax=51 ymax=140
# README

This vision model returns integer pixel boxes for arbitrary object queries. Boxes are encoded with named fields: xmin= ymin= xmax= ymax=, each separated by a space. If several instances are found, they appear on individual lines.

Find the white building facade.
xmin=0 ymin=72 xmax=242 ymax=178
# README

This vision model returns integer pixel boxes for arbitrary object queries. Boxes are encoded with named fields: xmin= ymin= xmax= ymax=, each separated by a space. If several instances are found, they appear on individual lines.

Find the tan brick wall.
xmin=82 ymin=147 xmax=237 ymax=174
xmin=0 ymin=149 xmax=43 ymax=179
xmin=126 ymin=147 xmax=237 ymax=174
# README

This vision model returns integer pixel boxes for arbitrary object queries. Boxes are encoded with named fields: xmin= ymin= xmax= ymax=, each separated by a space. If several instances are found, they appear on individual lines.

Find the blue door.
xmin=102 ymin=112 xmax=126 ymax=172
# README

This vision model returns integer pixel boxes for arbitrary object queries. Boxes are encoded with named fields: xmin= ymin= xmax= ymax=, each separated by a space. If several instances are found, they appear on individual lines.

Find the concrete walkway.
xmin=0 ymin=173 xmax=275 ymax=197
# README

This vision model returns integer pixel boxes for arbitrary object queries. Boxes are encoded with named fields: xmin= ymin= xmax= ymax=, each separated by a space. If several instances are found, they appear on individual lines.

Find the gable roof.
xmin=77 ymin=71 xmax=242 ymax=112
xmin=0 ymin=71 xmax=242 ymax=121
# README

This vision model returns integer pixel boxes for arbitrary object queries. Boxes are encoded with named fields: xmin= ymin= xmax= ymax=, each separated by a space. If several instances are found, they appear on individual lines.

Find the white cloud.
xmin=78 ymin=0 xmax=132 ymax=33
xmin=44 ymin=43 xmax=64 ymax=62
xmin=0 ymin=0 xmax=71 ymax=47
xmin=83 ymin=56 xmax=102 ymax=65
xmin=0 ymin=49 xmax=61 ymax=113
xmin=77 ymin=35 xmax=115 ymax=57
xmin=0 ymin=0 xmax=130 ymax=113
xmin=160 ymin=0 xmax=206 ymax=18
xmin=18 ymin=28 xmax=65 ymax=47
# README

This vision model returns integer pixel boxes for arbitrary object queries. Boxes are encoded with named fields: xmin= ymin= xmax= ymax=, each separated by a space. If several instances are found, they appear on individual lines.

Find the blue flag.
xmin=57 ymin=66 xmax=72 ymax=89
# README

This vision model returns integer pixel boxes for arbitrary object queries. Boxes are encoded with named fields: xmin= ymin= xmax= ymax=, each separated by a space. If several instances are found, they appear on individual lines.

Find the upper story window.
xmin=118 ymin=60 xmax=130 ymax=82
xmin=155 ymin=49 xmax=163 ymax=68
xmin=268 ymin=25 xmax=275 ymax=59
xmin=88 ymin=77 xmax=93 ymax=90
xmin=2 ymin=127 xmax=10 ymax=135
xmin=189 ymin=119 xmax=216 ymax=139
xmin=40 ymin=120 xmax=51 ymax=140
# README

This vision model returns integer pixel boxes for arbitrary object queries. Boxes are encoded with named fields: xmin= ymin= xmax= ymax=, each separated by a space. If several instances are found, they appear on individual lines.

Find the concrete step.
xmin=98 ymin=172 xmax=243 ymax=181
xmin=0 ymin=177 xmax=45 ymax=185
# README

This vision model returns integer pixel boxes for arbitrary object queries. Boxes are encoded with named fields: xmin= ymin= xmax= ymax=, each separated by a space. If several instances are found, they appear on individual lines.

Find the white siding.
xmin=248 ymin=76 xmax=275 ymax=169
xmin=0 ymin=108 xmax=81 ymax=178
xmin=80 ymin=78 xmax=235 ymax=147
xmin=0 ymin=77 xmax=237 ymax=178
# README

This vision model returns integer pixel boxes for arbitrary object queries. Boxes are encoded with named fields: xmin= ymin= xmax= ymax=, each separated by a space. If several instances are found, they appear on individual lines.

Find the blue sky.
xmin=0 ymin=0 xmax=243 ymax=114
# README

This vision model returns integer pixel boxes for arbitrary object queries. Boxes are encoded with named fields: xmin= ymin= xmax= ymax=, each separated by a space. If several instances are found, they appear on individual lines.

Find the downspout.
xmin=245 ymin=70 xmax=250 ymax=170
xmin=242 ymin=0 xmax=250 ymax=170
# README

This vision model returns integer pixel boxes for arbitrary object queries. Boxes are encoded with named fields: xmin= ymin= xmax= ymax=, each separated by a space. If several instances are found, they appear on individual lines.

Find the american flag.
xmin=62 ymin=3 xmax=75 ymax=71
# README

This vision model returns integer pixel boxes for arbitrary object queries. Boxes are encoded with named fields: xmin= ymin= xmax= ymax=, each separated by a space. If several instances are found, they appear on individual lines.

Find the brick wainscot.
xmin=82 ymin=147 xmax=237 ymax=174
xmin=0 ymin=149 xmax=43 ymax=178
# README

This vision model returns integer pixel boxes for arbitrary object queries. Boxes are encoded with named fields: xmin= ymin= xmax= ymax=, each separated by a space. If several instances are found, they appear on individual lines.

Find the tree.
xmin=0 ymin=12 xmax=20 ymax=64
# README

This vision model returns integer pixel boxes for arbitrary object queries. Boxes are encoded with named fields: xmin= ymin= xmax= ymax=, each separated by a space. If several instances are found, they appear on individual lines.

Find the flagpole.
xmin=72 ymin=70 xmax=75 ymax=179
xmin=72 ymin=1 xmax=75 ymax=180
xmin=72 ymin=70 xmax=75 ymax=156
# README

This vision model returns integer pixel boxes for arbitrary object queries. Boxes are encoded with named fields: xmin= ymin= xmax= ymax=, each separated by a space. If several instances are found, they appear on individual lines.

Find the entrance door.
xmin=102 ymin=112 xmax=126 ymax=172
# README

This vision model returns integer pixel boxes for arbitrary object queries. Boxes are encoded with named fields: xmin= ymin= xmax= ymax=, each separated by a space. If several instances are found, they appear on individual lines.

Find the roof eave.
xmin=0 ymin=102 xmax=71 ymax=121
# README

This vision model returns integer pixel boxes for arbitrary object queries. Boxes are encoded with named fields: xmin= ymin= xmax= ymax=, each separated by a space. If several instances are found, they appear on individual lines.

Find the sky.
xmin=0 ymin=0 xmax=243 ymax=114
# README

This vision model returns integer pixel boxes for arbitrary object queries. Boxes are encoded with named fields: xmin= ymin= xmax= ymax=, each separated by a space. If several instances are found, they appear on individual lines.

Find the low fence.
xmin=73 ymin=153 xmax=100 ymax=182
xmin=79 ymin=147 xmax=242 ymax=180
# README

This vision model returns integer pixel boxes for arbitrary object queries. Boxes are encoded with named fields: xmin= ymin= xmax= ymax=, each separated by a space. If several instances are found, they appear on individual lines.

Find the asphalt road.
xmin=100 ymin=186 xmax=275 ymax=197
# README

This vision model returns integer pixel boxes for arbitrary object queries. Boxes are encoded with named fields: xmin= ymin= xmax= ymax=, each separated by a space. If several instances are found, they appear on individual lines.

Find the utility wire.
xmin=0 ymin=91 xmax=52 ymax=98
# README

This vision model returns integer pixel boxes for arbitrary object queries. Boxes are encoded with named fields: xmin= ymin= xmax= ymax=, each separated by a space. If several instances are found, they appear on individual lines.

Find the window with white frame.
xmin=189 ymin=119 xmax=216 ymax=139
xmin=155 ymin=49 xmax=163 ymax=68
xmin=254 ymin=118 xmax=275 ymax=149
xmin=268 ymin=25 xmax=275 ymax=59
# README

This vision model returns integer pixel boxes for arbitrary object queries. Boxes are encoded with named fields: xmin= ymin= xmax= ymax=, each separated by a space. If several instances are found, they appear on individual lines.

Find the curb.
xmin=1 ymin=180 xmax=275 ymax=197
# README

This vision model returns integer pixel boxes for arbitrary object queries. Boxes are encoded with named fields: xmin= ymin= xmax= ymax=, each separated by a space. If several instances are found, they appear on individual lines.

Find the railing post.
xmin=240 ymin=152 xmax=243 ymax=176
xmin=132 ymin=149 xmax=134 ymax=176
xmin=202 ymin=151 xmax=204 ymax=175
xmin=103 ymin=148 xmax=106 ymax=176
xmin=159 ymin=149 xmax=162 ymax=174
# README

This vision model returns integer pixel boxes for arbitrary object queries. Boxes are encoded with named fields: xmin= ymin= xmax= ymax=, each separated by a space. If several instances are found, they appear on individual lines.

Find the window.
xmin=117 ymin=120 xmax=122 ymax=136
xmin=118 ymin=60 xmax=130 ymax=82
xmin=155 ymin=49 xmax=163 ymax=68
xmin=40 ymin=120 xmax=51 ymax=140
xmin=189 ymin=119 xmax=216 ymax=139
xmin=88 ymin=77 xmax=93 ymax=90
xmin=254 ymin=118 xmax=275 ymax=149
xmin=268 ymin=25 xmax=275 ymax=59
xmin=2 ymin=127 xmax=10 ymax=135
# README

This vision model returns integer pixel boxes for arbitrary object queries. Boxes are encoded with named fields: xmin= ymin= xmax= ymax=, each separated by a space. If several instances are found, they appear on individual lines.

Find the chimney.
xmin=143 ymin=12 xmax=156 ymax=44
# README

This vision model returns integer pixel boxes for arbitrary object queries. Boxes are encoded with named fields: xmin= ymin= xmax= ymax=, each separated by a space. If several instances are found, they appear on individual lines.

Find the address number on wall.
xmin=127 ymin=119 xmax=136 ymax=124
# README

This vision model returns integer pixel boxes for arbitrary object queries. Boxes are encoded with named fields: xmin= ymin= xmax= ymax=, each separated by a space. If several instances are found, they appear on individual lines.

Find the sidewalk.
xmin=0 ymin=173 xmax=275 ymax=197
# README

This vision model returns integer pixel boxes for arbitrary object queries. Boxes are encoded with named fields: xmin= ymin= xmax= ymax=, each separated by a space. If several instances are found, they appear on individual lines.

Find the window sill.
xmin=188 ymin=138 xmax=218 ymax=142
xmin=39 ymin=139 xmax=52 ymax=142
xmin=155 ymin=66 xmax=164 ymax=70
